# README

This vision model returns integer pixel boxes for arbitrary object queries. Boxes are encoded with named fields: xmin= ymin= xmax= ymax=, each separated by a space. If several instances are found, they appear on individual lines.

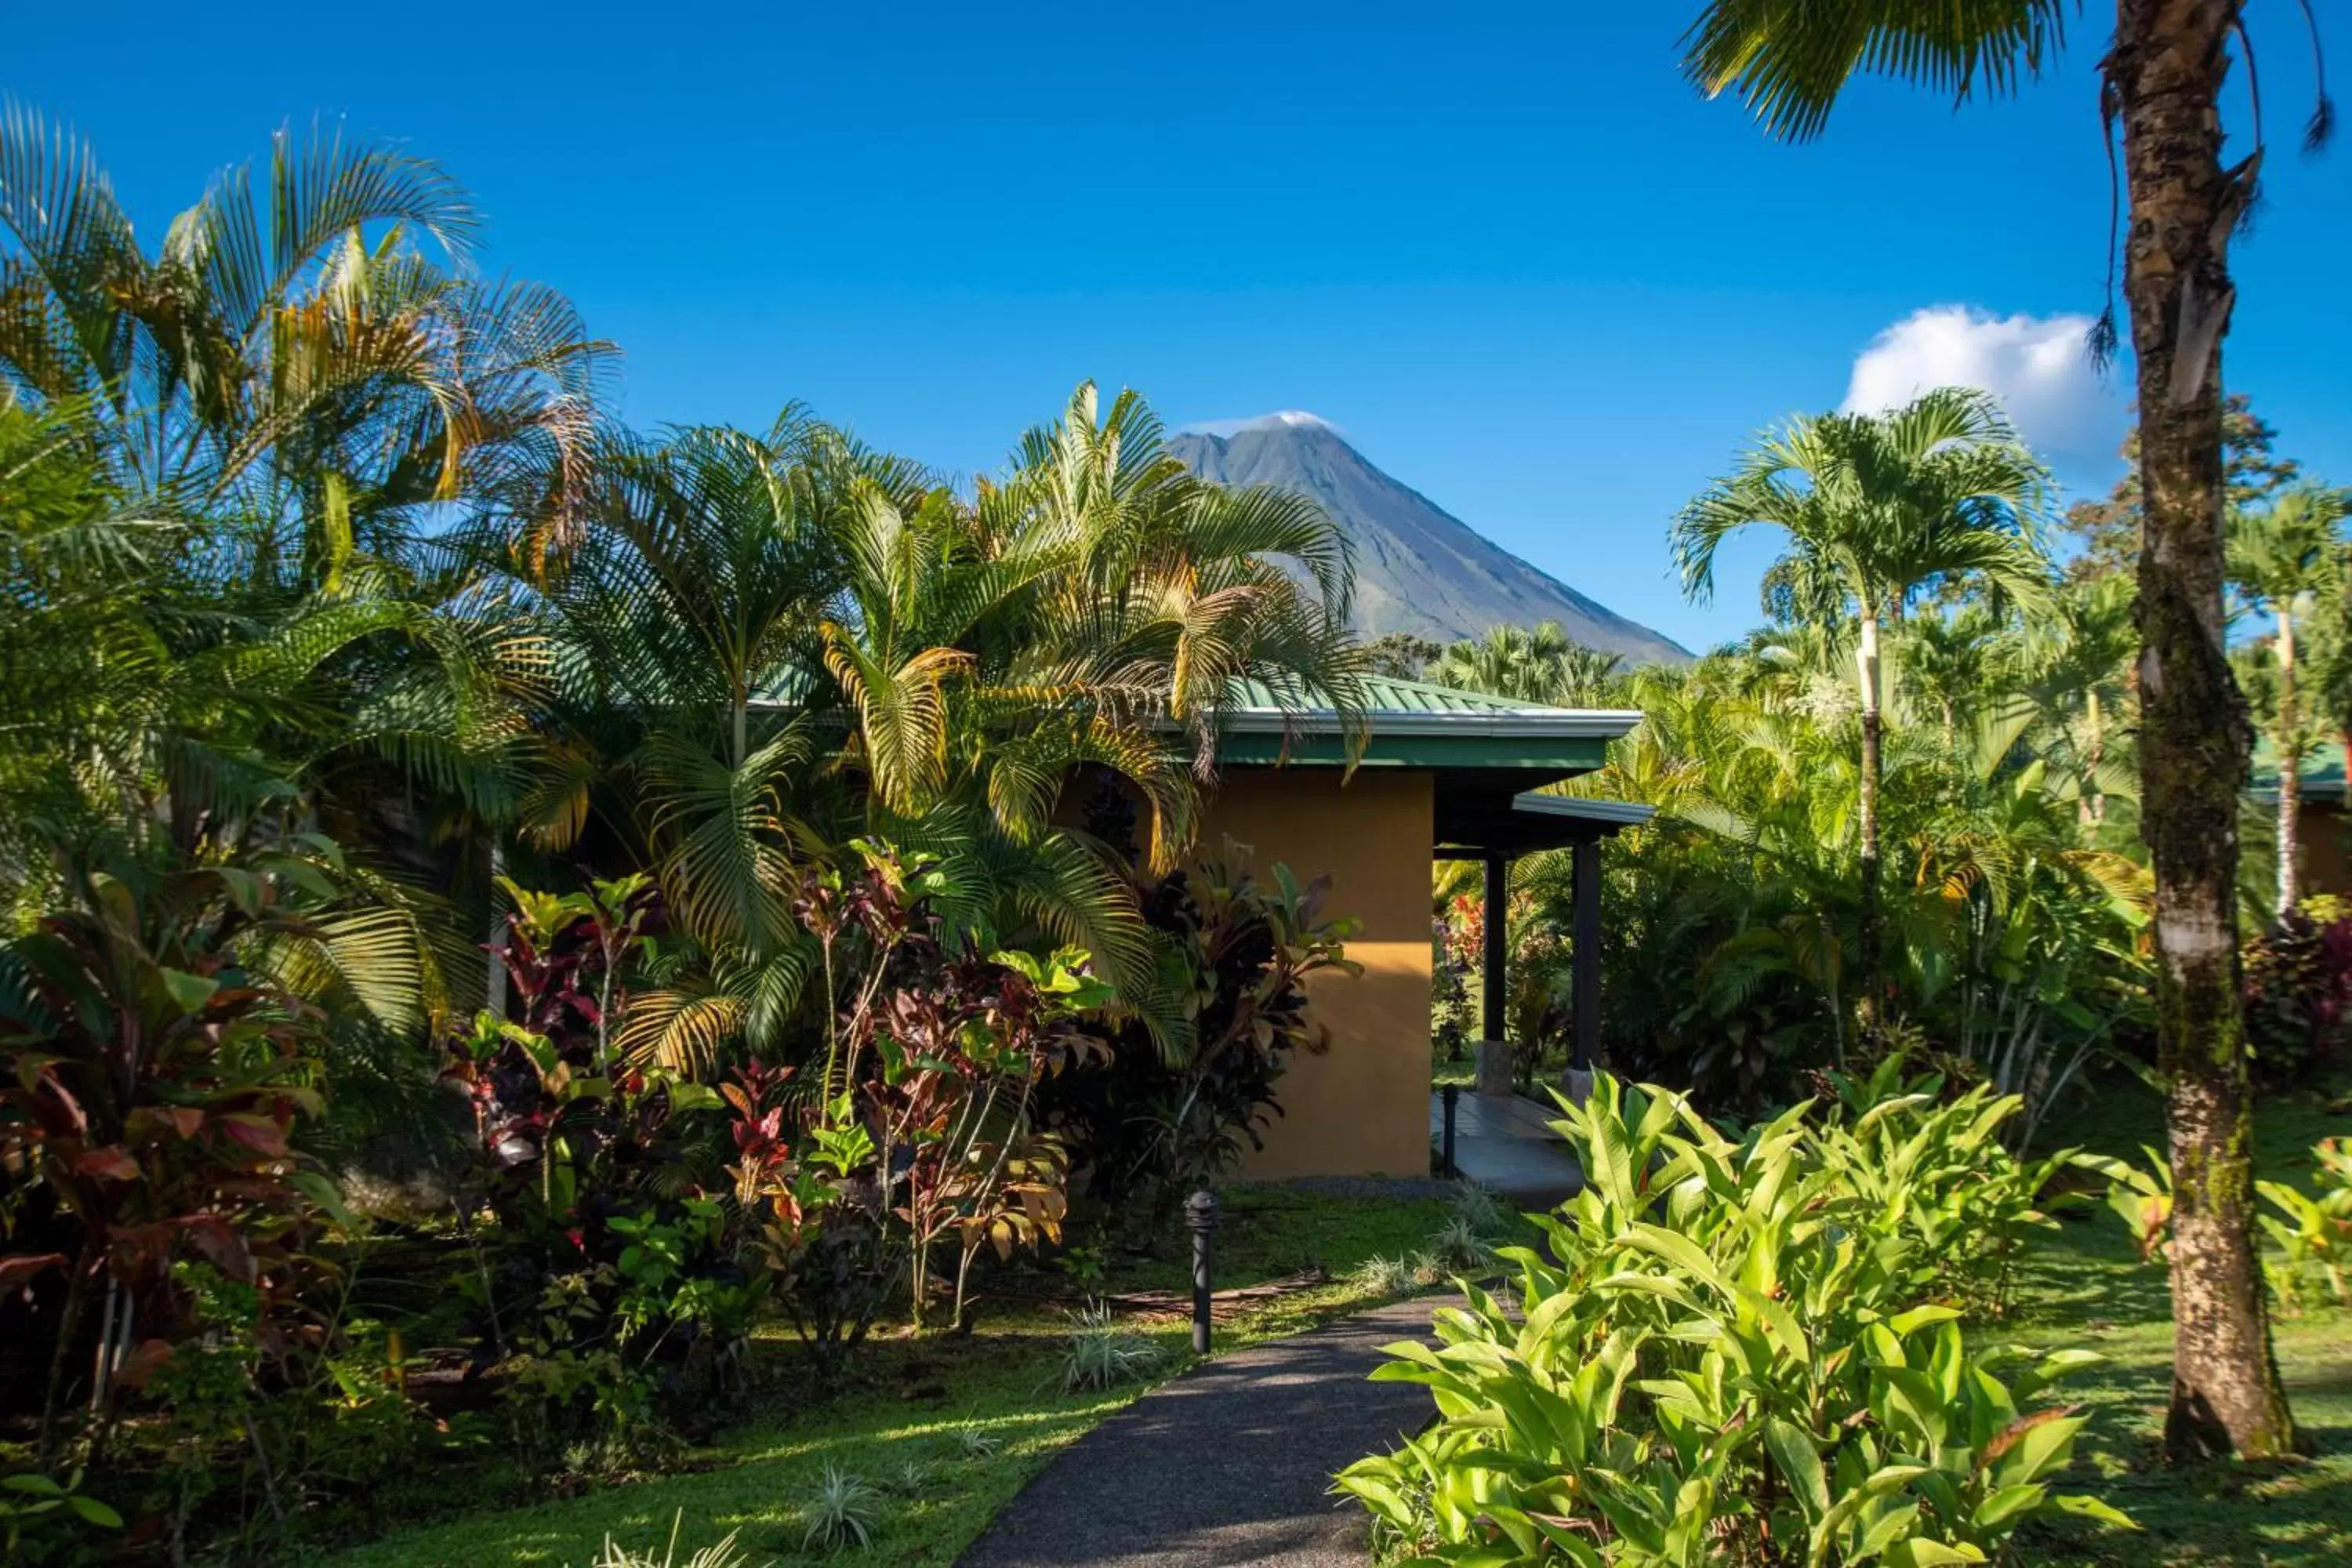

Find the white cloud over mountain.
xmin=1842 ymin=306 xmax=2123 ymax=475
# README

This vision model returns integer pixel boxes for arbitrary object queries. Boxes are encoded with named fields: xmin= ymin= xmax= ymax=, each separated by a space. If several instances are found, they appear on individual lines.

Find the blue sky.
xmin=16 ymin=4 xmax=2352 ymax=651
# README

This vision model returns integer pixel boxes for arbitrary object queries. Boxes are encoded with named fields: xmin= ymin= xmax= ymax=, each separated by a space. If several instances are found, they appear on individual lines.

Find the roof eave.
xmin=1215 ymin=707 xmax=1644 ymax=742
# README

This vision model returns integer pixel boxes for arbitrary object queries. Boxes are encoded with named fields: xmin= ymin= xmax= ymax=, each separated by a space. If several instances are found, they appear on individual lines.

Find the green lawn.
xmin=317 ymin=1184 xmax=1457 ymax=1568
xmin=2013 ymin=1070 xmax=2352 ymax=1567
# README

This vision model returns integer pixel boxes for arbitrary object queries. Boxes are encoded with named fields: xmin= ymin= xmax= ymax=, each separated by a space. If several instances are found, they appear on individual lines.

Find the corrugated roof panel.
xmin=1227 ymin=674 xmax=1588 ymax=717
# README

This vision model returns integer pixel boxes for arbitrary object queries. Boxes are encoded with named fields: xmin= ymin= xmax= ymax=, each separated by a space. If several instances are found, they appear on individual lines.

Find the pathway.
xmin=1430 ymin=1088 xmax=1584 ymax=1206
xmin=954 ymin=1295 xmax=1446 ymax=1568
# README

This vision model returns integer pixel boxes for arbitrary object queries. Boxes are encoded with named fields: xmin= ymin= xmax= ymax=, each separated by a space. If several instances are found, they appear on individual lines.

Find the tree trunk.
xmin=2114 ymin=0 xmax=2299 ymax=1461
xmin=2085 ymin=688 xmax=2106 ymax=825
xmin=1854 ymin=609 xmax=1882 ymax=1044
xmin=2277 ymin=607 xmax=2299 ymax=916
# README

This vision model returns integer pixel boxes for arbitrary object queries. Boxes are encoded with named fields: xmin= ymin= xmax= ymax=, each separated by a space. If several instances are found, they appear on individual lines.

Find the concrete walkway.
xmin=1430 ymin=1089 xmax=1584 ymax=1206
xmin=955 ymin=1296 xmax=1446 ymax=1568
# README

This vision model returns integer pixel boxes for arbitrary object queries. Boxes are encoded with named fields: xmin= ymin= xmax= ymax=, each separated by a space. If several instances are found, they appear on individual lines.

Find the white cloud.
xmin=1842 ymin=307 xmax=2122 ymax=474
xmin=1180 ymin=409 xmax=1345 ymax=438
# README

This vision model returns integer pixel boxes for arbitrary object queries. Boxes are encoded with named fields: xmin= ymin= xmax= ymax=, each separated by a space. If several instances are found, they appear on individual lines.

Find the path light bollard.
xmin=1441 ymin=1083 xmax=1460 ymax=1178
xmin=1185 ymin=1189 xmax=1219 ymax=1355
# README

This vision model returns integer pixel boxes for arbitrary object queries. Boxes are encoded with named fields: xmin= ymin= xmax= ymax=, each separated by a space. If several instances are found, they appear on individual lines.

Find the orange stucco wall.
xmin=1196 ymin=768 xmax=1434 ymax=1179
xmin=2300 ymin=801 xmax=2352 ymax=898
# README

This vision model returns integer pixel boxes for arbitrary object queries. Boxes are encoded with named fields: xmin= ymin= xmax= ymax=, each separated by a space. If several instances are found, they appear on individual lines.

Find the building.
xmin=1194 ymin=677 xmax=1645 ymax=1178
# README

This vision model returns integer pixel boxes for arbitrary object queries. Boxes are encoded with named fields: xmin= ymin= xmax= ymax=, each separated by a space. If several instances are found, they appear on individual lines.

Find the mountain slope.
xmin=1167 ymin=416 xmax=1688 ymax=664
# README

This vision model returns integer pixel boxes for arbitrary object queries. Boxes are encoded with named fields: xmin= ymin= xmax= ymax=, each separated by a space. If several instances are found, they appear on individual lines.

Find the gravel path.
xmin=954 ymin=1295 xmax=1445 ymax=1567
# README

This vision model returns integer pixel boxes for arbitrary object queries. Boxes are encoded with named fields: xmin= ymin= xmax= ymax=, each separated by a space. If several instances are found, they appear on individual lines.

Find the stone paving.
xmin=953 ymin=1295 xmax=1448 ymax=1568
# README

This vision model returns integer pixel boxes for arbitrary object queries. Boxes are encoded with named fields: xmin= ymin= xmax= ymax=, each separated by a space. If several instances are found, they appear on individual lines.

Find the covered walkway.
xmin=1429 ymin=1088 xmax=1582 ymax=1207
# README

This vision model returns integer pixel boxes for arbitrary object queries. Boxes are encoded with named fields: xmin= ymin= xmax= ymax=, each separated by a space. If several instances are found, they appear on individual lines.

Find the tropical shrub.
xmin=440 ymin=874 xmax=751 ymax=1452
xmin=723 ymin=843 xmax=1111 ymax=1352
xmin=1338 ymin=1070 xmax=2129 ymax=1565
xmin=2256 ymin=1138 xmax=2352 ymax=1310
xmin=0 ymin=860 xmax=368 ymax=1456
xmin=2241 ymin=909 xmax=2352 ymax=1087
xmin=1039 ymin=852 xmax=1359 ymax=1225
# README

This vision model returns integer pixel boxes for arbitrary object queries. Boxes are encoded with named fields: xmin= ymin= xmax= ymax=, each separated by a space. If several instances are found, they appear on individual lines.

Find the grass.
xmin=2009 ymin=1068 xmax=2352 ymax=1567
xmin=316 ymin=1181 xmax=1464 ymax=1568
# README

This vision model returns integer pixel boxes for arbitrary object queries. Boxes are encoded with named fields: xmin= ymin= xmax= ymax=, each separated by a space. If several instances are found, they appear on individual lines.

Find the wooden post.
xmin=1481 ymin=855 xmax=1508 ymax=1045
xmin=1573 ymin=835 xmax=1601 ymax=1069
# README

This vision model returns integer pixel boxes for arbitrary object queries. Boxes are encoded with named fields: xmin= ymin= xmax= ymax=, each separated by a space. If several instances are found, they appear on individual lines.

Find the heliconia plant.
xmin=1337 ymin=1069 xmax=2133 ymax=1566
xmin=2256 ymin=1137 xmax=2352 ymax=1311
xmin=2090 ymin=1146 xmax=2176 ymax=1265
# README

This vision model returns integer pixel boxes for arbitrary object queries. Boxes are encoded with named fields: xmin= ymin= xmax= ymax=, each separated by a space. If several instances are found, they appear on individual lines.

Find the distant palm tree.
xmin=1671 ymin=386 xmax=2050 ymax=1039
xmin=2026 ymin=573 xmax=2138 ymax=827
xmin=1434 ymin=622 xmax=1572 ymax=701
xmin=1550 ymin=643 xmax=1628 ymax=707
xmin=2228 ymin=485 xmax=2349 ymax=914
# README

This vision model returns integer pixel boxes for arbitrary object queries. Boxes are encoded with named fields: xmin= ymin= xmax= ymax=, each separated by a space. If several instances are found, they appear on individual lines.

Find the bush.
xmin=441 ymin=875 xmax=756 ymax=1454
xmin=1338 ymin=1069 xmax=2130 ymax=1565
xmin=2258 ymin=1136 xmax=2352 ymax=1310
xmin=2242 ymin=908 xmax=2352 ymax=1087
xmin=724 ymin=845 xmax=1112 ymax=1352
xmin=1036 ymin=851 xmax=1359 ymax=1228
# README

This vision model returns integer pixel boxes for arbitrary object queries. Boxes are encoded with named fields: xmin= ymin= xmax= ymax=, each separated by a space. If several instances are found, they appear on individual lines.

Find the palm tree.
xmin=0 ymin=106 xmax=610 ymax=588
xmin=530 ymin=383 xmax=1367 ymax=1073
xmin=1433 ymin=622 xmax=1573 ymax=701
xmin=1677 ymin=0 xmax=2321 ymax=1461
xmin=1897 ymin=601 xmax=2010 ymax=749
xmin=2228 ymin=485 xmax=2349 ymax=915
xmin=2025 ymin=573 xmax=2139 ymax=828
xmin=1671 ymin=387 xmax=2049 ymax=1042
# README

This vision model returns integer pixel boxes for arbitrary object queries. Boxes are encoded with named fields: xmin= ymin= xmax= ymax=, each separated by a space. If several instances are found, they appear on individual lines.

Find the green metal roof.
xmin=748 ymin=667 xmax=1642 ymax=774
xmin=1217 ymin=676 xmax=1641 ymax=771
xmin=2250 ymin=742 xmax=2348 ymax=803
xmin=1225 ymin=674 xmax=1597 ymax=717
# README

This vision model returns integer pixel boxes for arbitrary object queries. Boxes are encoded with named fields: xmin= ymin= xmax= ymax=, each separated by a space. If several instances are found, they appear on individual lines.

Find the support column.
xmin=1572 ymin=835 xmax=1601 ymax=1070
xmin=1481 ymin=855 xmax=1508 ymax=1044
xmin=1475 ymin=855 xmax=1512 ymax=1095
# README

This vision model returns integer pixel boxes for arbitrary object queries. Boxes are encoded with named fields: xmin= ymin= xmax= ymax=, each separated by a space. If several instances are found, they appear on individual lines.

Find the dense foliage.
xmin=1341 ymin=1066 xmax=2129 ymax=1565
xmin=0 ymin=115 xmax=1374 ymax=1558
xmin=1417 ymin=393 xmax=2349 ymax=1134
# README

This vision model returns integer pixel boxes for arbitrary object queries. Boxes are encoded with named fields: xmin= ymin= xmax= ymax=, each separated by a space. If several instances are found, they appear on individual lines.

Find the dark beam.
xmin=1482 ymin=855 xmax=1509 ymax=1044
xmin=1572 ymin=836 xmax=1601 ymax=1069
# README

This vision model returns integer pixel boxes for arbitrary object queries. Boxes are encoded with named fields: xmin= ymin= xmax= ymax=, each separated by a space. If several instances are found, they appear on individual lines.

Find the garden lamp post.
xmin=1185 ymin=1189 xmax=1219 ymax=1354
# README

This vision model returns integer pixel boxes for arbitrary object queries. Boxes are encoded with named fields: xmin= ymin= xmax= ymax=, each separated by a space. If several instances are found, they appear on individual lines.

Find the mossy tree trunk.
xmin=2114 ymin=0 xmax=2299 ymax=1461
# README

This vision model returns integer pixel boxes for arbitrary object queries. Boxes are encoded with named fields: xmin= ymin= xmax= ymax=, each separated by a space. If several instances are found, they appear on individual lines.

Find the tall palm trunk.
xmin=2276 ymin=605 xmax=2300 ymax=916
xmin=1854 ymin=608 xmax=1882 ymax=1044
xmin=2116 ymin=0 xmax=2298 ymax=1460
xmin=2085 ymin=688 xmax=2107 ymax=825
